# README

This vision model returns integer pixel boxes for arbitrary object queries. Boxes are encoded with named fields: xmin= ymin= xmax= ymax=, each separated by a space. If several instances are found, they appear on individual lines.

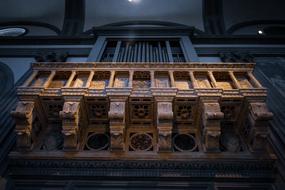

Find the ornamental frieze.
xmin=11 ymin=62 xmax=274 ymax=161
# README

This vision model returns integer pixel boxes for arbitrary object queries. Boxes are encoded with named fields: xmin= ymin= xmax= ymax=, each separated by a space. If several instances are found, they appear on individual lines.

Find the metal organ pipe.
xmin=105 ymin=40 xmax=184 ymax=63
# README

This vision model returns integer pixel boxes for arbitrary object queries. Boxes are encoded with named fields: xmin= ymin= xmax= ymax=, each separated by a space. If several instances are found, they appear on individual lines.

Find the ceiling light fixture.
xmin=0 ymin=27 xmax=27 ymax=37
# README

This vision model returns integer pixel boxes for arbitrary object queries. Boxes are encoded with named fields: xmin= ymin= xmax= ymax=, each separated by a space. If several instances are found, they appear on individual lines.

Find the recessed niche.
xmin=234 ymin=72 xmax=254 ymax=89
xmin=174 ymin=71 xmax=192 ymax=89
xmin=133 ymin=71 xmax=151 ymax=89
xmin=173 ymin=134 xmax=197 ymax=152
xmin=194 ymin=72 xmax=213 ymax=88
xmin=114 ymin=72 xmax=129 ymax=88
xmin=86 ymin=133 xmax=109 ymax=151
xmin=29 ymin=71 xmax=50 ymax=87
xmin=213 ymin=72 xmax=236 ymax=90
xmin=155 ymin=72 xmax=170 ymax=88
xmin=70 ymin=72 xmax=89 ymax=88
xmin=48 ymin=72 xmax=71 ymax=88
xmin=91 ymin=71 xmax=110 ymax=89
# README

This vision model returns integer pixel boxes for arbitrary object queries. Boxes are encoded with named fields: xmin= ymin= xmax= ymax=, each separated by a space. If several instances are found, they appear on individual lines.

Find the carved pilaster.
xmin=156 ymin=97 xmax=173 ymax=152
xmin=247 ymin=102 xmax=273 ymax=152
xmin=169 ymin=71 xmax=175 ymax=88
xmin=208 ymin=71 xmax=217 ymax=88
xmin=248 ymin=72 xmax=263 ymax=88
xmin=59 ymin=97 xmax=81 ymax=151
xmin=22 ymin=70 xmax=39 ymax=87
xmin=108 ymin=98 xmax=127 ymax=152
xmin=11 ymin=101 xmax=35 ymax=150
xmin=189 ymin=71 xmax=198 ymax=88
xmin=201 ymin=99 xmax=224 ymax=152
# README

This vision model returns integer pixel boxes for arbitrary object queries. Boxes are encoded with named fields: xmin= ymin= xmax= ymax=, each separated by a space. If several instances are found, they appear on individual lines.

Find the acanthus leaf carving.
xmin=201 ymin=101 xmax=223 ymax=152
xmin=109 ymin=100 xmax=126 ymax=152
xmin=11 ymin=101 xmax=35 ymax=150
xmin=157 ymin=101 xmax=173 ymax=152
xmin=247 ymin=102 xmax=273 ymax=152
xmin=59 ymin=100 xmax=81 ymax=151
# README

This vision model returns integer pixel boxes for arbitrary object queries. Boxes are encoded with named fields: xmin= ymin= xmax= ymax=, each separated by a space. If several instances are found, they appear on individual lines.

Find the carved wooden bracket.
xmin=247 ymin=102 xmax=273 ymax=152
xmin=201 ymin=101 xmax=224 ymax=152
xmin=156 ymin=98 xmax=173 ymax=152
xmin=108 ymin=100 xmax=126 ymax=151
xmin=11 ymin=101 xmax=35 ymax=150
xmin=59 ymin=100 xmax=81 ymax=151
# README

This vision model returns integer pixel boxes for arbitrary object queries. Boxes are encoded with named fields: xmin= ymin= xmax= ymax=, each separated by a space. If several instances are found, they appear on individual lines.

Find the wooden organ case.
xmin=9 ymin=62 xmax=276 ymax=187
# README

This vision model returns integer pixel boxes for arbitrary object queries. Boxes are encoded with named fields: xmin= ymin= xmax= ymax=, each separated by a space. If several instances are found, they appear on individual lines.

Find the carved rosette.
xmin=108 ymin=101 xmax=126 ymax=151
xmin=11 ymin=101 xmax=35 ymax=150
xmin=201 ymin=101 xmax=224 ymax=152
xmin=157 ymin=101 xmax=173 ymax=152
xmin=59 ymin=101 xmax=81 ymax=150
xmin=247 ymin=102 xmax=273 ymax=152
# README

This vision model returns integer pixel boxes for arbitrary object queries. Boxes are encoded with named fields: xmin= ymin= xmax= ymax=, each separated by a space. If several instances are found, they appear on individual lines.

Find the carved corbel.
xmin=247 ymin=102 xmax=273 ymax=152
xmin=59 ymin=101 xmax=81 ymax=151
xmin=201 ymin=101 xmax=224 ymax=152
xmin=108 ymin=100 xmax=126 ymax=151
xmin=157 ymin=100 xmax=173 ymax=152
xmin=11 ymin=101 xmax=35 ymax=150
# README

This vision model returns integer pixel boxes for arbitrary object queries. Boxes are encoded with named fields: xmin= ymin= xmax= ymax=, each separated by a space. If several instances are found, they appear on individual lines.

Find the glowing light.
xmin=128 ymin=0 xmax=141 ymax=3
xmin=258 ymin=30 xmax=263 ymax=35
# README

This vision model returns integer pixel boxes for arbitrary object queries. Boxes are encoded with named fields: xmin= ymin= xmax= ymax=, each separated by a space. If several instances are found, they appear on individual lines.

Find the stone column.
xmin=108 ymin=70 xmax=116 ymax=88
xmin=229 ymin=71 xmax=241 ymax=89
xmin=64 ymin=71 xmax=76 ymax=88
xmin=208 ymin=71 xmax=217 ymax=88
xmin=43 ymin=71 xmax=56 ymax=88
xmin=189 ymin=71 xmax=198 ymax=88
xmin=169 ymin=71 xmax=175 ymax=88
xmin=150 ymin=71 xmax=155 ymax=88
xmin=85 ymin=71 xmax=95 ymax=88
xmin=129 ymin=70 xmax=134 ymax=88
xmin=248 ymin=72 xmax=263 ymax=88
xmin=22 ymin=70 xmax=39 ymax=87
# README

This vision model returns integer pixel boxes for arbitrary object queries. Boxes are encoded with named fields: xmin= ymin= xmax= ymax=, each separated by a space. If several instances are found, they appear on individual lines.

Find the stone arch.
xmin=0 ymin=62 xmax=14 ymax=97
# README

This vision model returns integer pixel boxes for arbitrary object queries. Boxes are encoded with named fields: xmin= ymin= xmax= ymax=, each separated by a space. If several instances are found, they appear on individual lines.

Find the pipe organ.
xmin=100 ymin=40 xmax=185 ymax=62
xmin=11 ymin=62 xmax=273 ymax=156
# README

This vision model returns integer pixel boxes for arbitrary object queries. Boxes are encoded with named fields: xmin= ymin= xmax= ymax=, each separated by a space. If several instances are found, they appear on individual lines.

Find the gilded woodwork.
xmin=156 ymin=99 xmax=173 ymax=152
xmin=11 ymin=101 xmax=35 ymax=149
xmin=247 ymin=102 xmax=273 ymax=151
xmin=11 ymin=62 xmax=273 ymax=156
xmin=108 ymin=99 xmax=127 ymax=151
xmin=201 ymin=100 xmax=224 ymax=152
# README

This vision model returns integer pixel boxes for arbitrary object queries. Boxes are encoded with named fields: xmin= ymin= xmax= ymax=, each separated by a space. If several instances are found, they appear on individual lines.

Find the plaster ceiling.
xmin=0 ymin=0 xmax=284 ymax=35
xmin=223 ymin=0 xmax=285 ymax=30
xmin=0 ymin=0 xmax=65 ymax=29
xmin=84 ymin=0 xmax=204 ymax=31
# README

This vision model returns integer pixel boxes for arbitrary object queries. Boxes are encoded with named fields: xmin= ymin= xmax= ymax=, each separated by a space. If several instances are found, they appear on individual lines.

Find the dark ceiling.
xmin=0 ymin=0 xmax=284 ymax=36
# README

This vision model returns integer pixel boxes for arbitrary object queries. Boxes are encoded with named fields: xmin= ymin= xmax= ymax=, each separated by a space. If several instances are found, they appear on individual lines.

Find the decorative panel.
xmin=194 ymin=72 xmax=213 ymax=88
xmin=155 ymin=72 xmax=170 ymax=88
xmin=29 ymin=71 xmax=50 ymax=87
xmin=213 ymin=72 xmax=236 ymax=90
xmin=90 ymin=71 xmax=110 ymax=89
xmin=133 ymin=71 xmax=151 ymax=89
xmin=11 ymin=62 xmax=273 ymax=157
xmin=48 ymin=71 xmax=71 ymax=88
xmin=114 ymin=72 xmax=129 ymax=88
xmin=174 ymin=71 xmax=192 ymax=89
